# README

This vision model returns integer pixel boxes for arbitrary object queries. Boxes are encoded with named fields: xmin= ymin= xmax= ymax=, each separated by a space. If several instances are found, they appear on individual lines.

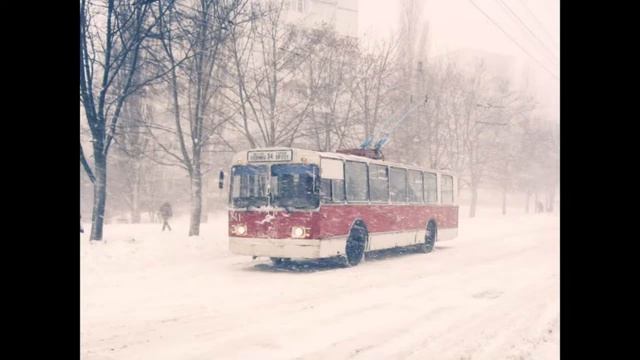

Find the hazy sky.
xmin=358 ymin=0 xmax=559 ymax=120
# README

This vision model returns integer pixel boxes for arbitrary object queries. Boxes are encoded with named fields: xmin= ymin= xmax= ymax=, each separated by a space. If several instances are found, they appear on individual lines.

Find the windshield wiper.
xmin=272 ymin=197 xmax=291 ymax=213
xmin=233 ymin=198 xmax=263 ymax=210
xmin=277 ymin=199 xmax=291 ymax=213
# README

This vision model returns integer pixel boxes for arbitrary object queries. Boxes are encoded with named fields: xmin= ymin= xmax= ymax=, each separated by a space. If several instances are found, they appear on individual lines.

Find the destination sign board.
xmin=247 ymin=150 xmax=293 ymax=162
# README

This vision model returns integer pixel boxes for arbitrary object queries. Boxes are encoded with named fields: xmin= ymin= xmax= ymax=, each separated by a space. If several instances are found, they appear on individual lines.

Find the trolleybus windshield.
xmin=230 ymin=164 xmax=319 ymax=210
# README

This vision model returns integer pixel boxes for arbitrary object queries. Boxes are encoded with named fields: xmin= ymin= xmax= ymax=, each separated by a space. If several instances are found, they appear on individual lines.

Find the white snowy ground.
xmin=81 ymin=207 xmax=559 ymax=360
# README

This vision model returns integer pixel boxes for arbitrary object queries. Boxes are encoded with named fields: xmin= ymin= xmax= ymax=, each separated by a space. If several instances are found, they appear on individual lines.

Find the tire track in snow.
xmin=132 ymin=239 xmax=551 ymax=359
xmin=82 ymin=215 xmax=558 ymax=360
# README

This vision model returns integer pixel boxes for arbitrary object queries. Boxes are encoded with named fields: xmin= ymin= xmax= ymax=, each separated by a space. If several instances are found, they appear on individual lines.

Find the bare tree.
xmin=147 ymin=0 xmax=250 ymax=236
xmin=297 ymin=26 xmax=360 ymax=151
xmin=458 ymin=65 xmax=532 ymax=217
xmin=421 ymin=59 xmax=463 ymax=170
xmin=112 ymin=98 xmax=154 ymax=223
xmin=517 ymin=118 xmax=558 ymax=213
xmin=457 ymin=61 xmax=496 ymax=218
xmin=80 ymin=0 xmax=173 ymax=240
xmin=351 ymin=39 xmax=401 ymax=145
xmin=224 ymin=0 xmax=312 ymax=148
xmin=481 ymin=80 xmax=537 ymax=215
xmin=397 ymin=0 xmax=426 ymax=82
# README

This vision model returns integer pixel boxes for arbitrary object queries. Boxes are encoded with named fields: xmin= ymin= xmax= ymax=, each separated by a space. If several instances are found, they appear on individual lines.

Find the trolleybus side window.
xmin=320 ymin=158 xmax=345 ymax=203
xmin=332 ymin=179 xmax=345 ymax=202
xmin=369 ymin=164 xmax=389 ymax=202
xmin=424 ymin=172 xmax=437 ymax=203
xmin=441 ymin=175 xmax=454 ymax=204
xmin=389 ymin=167 xmax=407 ymax=203
xmin=345 ymin=161 xmax=368 ymax=202
xmin=407 ymin=169 xmax=423 ymax=203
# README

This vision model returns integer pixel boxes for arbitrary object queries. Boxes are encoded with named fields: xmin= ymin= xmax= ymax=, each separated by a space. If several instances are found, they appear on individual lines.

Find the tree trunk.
xmin=201 ymin=178 xmax=209 ymax=224
xmin=469 ymin=184 xmax=478 ymax=218
xmin=130 ymin=165 xmax=141 ymax=223
xmin=525 ymin=191 xmax=531 ymax=213
xmin=546 ymin=187 xmax=555 ymax=213
xmin=189 ymin=165 xmax=203 ymax=236
xmin=90 ymin=153 xmax=107 ymax=241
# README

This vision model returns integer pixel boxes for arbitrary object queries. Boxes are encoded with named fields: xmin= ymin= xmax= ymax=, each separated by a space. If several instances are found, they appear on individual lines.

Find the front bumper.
xmin=229 ymin=237 xmax=346 ymax=259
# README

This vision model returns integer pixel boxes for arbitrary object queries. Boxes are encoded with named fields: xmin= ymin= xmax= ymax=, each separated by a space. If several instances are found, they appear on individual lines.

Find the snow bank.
xmin=81 ymin=206 xmax=559 ymax=360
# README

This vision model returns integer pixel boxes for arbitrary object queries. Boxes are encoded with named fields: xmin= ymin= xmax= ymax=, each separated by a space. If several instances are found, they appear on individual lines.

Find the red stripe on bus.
xmin=229 ymin=204 xmax=458 ymax=239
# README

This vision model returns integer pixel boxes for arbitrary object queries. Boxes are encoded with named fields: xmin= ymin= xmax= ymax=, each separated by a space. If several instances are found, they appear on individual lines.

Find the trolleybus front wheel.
xmin=270 ymin=257 xmax=291 ymax=266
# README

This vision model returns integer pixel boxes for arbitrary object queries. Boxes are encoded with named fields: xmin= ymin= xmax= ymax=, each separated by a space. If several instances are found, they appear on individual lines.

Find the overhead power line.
xmin=516 ymin=0 xmax=559 ymax=49
xmin=468 ymin=0 xmax=559 ymax=81
xmin=495 ymin=0 xmax=558 ymax=65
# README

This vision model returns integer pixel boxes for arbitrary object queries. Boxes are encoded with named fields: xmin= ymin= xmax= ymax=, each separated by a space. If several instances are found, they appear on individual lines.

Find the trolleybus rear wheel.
xmin=419 ymin=221 xmax=437 ymax=253
xmin=345 ymin=223 xmax=367 ymax=267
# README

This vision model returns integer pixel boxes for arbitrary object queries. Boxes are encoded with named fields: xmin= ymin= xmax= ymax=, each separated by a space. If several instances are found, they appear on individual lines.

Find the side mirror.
xmin=218 ymin=170 xmax=225 ymax=189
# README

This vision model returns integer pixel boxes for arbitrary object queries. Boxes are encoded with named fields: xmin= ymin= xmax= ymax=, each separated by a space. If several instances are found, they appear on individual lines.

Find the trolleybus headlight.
xmin=291 ymin=226 xmax=306 ymax=238
xmin=233 ymin=224 xmax=247 ymax=236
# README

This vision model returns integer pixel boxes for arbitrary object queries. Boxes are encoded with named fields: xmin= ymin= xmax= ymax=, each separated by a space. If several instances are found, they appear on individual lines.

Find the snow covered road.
xmin=81 ymin=209 xmax=559 ymax=360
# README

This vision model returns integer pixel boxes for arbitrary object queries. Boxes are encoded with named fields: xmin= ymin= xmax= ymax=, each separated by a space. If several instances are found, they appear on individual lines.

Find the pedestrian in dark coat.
xmin=159 ymin=202 xmax=173 ymax=231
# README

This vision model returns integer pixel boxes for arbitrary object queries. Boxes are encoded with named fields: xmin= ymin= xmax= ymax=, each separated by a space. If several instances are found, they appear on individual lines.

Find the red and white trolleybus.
xmin=227 ymin=147 xmax=458 ymax=266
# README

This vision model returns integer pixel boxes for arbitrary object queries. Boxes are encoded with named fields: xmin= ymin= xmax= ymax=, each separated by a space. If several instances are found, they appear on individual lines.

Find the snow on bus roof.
xmin=234 ymin=147 xmax=457 ymax=176
xmin=317 ymin=150 xmax=456 ymax=176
